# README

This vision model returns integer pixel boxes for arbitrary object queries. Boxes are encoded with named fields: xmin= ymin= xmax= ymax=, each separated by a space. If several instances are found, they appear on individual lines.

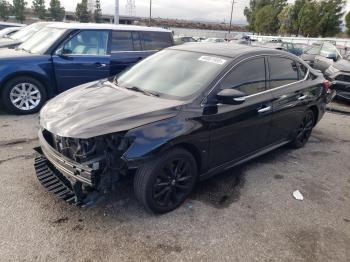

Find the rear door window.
xmin=220 ymin=57 xmax=266 ymax=96
xmin=111 ymin=31 xmax=134 ymax=51
xmin=141 ymin=32 xmax=173 ymax=50
xmin=268 ymin=57 xmax=299 ymax=88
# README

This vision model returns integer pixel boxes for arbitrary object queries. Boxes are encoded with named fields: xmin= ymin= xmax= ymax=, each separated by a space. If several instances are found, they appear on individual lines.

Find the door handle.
xmin=258 ymin=106 xmax=272 ymax=113
xmin=95 ymin=62 xmax=107 ymax=68
xmin=298 ymin=95 xmax=308 ymax=100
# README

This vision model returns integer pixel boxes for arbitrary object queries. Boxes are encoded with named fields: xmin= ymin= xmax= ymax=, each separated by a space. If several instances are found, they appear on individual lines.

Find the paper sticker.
xmin=198 ymin=56 xmax=227 ymax=65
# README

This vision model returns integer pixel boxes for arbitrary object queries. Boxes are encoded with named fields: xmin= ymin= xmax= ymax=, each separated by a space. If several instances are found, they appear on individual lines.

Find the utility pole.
xmin=149 ymin=0 xmax=152 ymax=26
xmin=229 ymin=0 xmax=236 ymax=34
xmin=114 ymin=0 xmax=119 ymax=24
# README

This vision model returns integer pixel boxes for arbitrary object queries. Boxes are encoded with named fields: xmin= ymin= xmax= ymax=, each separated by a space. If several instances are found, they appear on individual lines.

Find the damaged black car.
xmin=34 ymin=44 xmax=332 ymax=213
xmin=324 ymin=52 xmax=350 ymax=103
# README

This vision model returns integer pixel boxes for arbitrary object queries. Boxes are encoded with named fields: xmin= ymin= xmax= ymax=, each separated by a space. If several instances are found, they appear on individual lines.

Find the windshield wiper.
xmin=127 ymin=86 xmax=159 ymax=97
xmin=15 ymin=47 xmax=31 ymax=53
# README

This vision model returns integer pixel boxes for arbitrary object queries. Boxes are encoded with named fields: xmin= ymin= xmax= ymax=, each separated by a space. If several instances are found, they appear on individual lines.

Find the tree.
xmin=0 ymin=0 xmax=11 ymax=21
xmin=12 ymin=0 xmax=27 ymax=23
xmin=290 ymin=0 xmax=307 ymax=35
xmin=298 ymin=0 xmax=320 ymax=37
xmin=318 ymin=0 xmax=345 ymax=37
xmin=254 ymin=5 xmax=278 ymax=34
xmin=278 ymin=5 xmax=293 ymax=35
xmin=49 ymin=0 xmax=65 ymax=21
xmin=93 ymin=0 xmax=102 ymax=23
xmin=244 ymin=0 xmax=287 ymax=33
xmin=76 ymin=0 xmax=91 ymax=23
xmin=32 ymin=0 xmax=46 ymax=20
xmin=346 ymin=11 xmax=350 ymax=36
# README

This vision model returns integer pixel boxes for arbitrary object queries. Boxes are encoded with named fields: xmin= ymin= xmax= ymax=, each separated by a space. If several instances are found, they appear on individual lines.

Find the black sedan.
xmin=34 ymin=44 xmax=332 ymax=213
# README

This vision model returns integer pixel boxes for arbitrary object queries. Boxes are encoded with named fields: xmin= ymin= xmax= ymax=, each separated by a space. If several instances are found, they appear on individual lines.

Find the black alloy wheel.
xmin=291 ymin=110 xmax=315 ymax=148
xmin=134 ymin=148 xmax=197 ymax=214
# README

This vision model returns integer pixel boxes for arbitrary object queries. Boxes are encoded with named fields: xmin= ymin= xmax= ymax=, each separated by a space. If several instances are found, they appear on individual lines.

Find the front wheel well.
xmin=173 ymin=143 xmax=202 ymax=173
xmin=1 ymin=74 xmax=50 ymax=98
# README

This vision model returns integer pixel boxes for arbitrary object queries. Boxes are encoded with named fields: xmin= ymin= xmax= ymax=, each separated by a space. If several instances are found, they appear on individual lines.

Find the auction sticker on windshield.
xmin=198 ymin=56 xmax=227 ymax=65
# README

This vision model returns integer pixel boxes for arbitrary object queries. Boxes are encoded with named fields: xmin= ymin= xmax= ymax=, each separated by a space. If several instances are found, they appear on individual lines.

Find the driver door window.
xmin=220 ymin=57 xmax=266 ymax=96
xmin=63 ymin=30 xmax=109 ymax=55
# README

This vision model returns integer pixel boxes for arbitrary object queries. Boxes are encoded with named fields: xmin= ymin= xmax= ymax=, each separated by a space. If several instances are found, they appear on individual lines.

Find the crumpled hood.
xmin=333 ymin=59 xmax=350 ymax=73
xmin=40 ymin=80 xmax=185 ymax=139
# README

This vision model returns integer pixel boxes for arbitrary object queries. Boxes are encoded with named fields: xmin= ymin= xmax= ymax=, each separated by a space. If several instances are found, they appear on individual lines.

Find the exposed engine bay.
xmin=36 ymin=129 xmax=134 ymax=206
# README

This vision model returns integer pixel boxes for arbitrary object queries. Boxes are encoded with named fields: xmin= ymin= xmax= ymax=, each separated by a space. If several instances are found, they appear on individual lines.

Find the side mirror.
xmin=55 ymin=46 xmax=71 ymax=58
xmin=216 ymin=89 xmax=246 ymax=105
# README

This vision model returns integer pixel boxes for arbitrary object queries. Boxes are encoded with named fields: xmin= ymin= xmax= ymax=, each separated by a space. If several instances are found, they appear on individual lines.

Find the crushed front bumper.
xmin=34 ymin=130 xmax=102 ymax=207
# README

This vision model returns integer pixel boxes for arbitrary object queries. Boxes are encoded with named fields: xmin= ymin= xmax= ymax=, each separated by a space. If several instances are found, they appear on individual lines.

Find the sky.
xmin=28 ymin=0 xmax=350 ymax=25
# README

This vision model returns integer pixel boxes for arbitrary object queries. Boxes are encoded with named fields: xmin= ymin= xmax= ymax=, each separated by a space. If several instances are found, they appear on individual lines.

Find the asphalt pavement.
xmin=0 ymin=110 xmax=349 ymax=262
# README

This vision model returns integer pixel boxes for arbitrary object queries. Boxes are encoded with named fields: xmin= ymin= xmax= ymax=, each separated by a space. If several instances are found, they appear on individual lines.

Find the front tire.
xmin=1 ymin=77 xmax=47 ymax=115
xmin=290 ymin=110 xmax=315 ymax=148
xmin=134 ymin=148 xmax=197 ymax=214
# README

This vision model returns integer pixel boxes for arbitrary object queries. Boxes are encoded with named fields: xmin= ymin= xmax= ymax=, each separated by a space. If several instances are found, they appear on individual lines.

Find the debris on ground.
xmin=293 ymin=190 xmax=304 ymax=201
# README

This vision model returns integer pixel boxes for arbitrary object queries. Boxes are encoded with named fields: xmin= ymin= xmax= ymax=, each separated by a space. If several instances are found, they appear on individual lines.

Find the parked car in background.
xmin=174 ymin=36 xmax=197 ymax=45
xmin=301 ymin=42 xmax=342 ymax=72
xmin=0 ymin=23 xmax=174 ymax=114
xmin=0 ymin=26 xmax=24 ymax=38
xmin=34 ymin=44 xmax=332 ymax=213
xmin=0 ymin=21 xmax=23 ymax=30
xmin=262 ymin=41 xmax=303 ymax=56
xmin=336 ymin=45 xmax=349 ymax=57
xmin=0 ymin=22 xmax=51 ymax=49
xmin=229 ymin=34 xmax=252 ymax=45
xmin=325 ymin=52 xmax=350 ymax=102
xmin=202 ymin=37 xmax=226 ymax=43
xmin=294 ymin=43 xmax=312 ymax=54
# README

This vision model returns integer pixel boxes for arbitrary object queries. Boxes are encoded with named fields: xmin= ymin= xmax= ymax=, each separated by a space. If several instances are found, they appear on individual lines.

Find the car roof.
xmin=169 ymin=43 xmax=293 ymax=59
xmin=47 ymin=22 xmax=172 ymax=33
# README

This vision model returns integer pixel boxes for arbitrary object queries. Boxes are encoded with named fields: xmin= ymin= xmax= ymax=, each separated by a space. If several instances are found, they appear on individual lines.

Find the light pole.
xmin=149 ymin=0 xmax=152 ymax=26
xmin=229 ymin=0 xmax=235 ymax=34
xmin=114 ymin=0 xmax=119 ymax=24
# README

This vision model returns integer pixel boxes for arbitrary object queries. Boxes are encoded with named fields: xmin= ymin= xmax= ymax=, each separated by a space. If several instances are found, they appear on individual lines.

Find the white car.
xmin=0 ymin=27 xmax=23 ymax=38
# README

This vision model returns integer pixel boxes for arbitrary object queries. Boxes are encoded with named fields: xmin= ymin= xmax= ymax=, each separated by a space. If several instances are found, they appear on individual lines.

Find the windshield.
xmin=115 ymin=49 xmax=231 ymax=100
xmin=18 ymin=27 xmax=66 ymax=54
xmin=10 ymin=22 xmax=48 ymax=41
xmin=305 ymin=45 xmax=321 ymax=55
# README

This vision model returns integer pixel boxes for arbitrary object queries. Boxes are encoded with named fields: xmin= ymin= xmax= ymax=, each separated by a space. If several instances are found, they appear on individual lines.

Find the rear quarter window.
xmin=268 ymin=57 xmax=299 ymax=88
xmin=141 ymin=31 xmax=173 ymax=50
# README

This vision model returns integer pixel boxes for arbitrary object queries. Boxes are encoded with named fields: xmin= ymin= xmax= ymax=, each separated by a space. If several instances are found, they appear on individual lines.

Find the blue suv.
xmin=0 ymin=23 xmax=174 ymax=114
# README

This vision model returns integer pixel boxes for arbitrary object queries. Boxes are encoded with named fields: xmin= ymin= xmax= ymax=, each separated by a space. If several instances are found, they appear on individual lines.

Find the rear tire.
xmin=1 ymin=76 xmax=47 ymax=115
xmin=290 ymin=110 xmax=315 ymax=149
xmin=134 ymin=148 xmax=197 ymax=214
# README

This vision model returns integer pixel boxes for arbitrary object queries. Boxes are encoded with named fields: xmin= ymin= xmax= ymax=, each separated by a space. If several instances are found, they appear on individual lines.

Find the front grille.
xmin=34 ymin=155 xmax=77 ymax=205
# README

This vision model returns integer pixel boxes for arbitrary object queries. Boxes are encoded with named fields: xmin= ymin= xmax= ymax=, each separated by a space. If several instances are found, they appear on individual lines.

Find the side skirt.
xmin=199 ymin=140 xmax=291 ymax=181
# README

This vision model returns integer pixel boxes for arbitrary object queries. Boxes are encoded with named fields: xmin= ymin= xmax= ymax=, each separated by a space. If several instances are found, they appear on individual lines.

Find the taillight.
xmin=323 ymin=80 xmax=330 ymax=92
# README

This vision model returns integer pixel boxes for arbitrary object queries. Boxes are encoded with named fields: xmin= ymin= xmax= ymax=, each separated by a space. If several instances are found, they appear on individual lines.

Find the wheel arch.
xmin=172 ymin=142 xmax=202 ymax=174
xmin=308 ymin=105 xmax=319 ymax=126
xmin=0 ymin=72 xmax=54 ymax=98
